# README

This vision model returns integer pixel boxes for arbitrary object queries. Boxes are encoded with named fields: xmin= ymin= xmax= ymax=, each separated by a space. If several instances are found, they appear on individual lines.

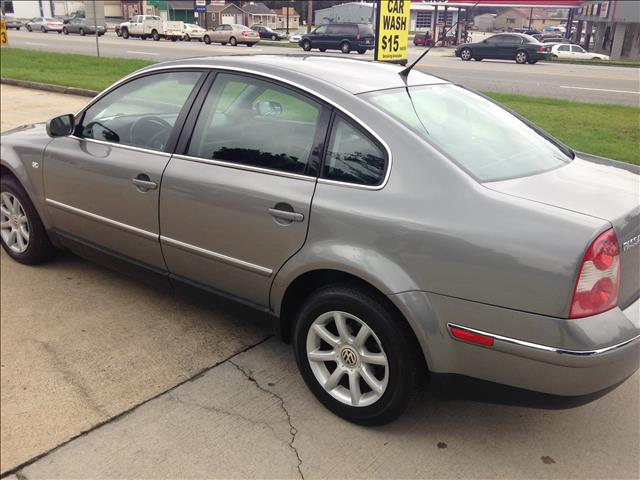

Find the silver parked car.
xmin=203 ymin=23 xmax=259 ymax=46
xmin=1 ymin=57 xmax=638 ymax=425
xmin=25 ymin=17 xmax=64 ymax=33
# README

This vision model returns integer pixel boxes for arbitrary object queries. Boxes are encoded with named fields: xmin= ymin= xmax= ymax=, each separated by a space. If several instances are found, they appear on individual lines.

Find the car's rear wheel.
xmin=515 ymin=50 xmax=528 ymax=64
xmin=40 ymin=26 xmax=46 ymax=33
xmin=152 ymin=30 xmax=160 ymax=41
xmin=79 ymin=28 xmax=85 ymax=36
xmin=203 ymin=35 xmax=211 ymax=44
xmin=460 ymin=47 xmax=472 ymax=61
xmin=170 ymin=37 xmax=177 ymax=42
xmin=527 ymin=59 xmax=538 ymax=64
xmin=293 ymin=285 xmax=419 ymax=425
xmin=302 ymin=39 xmax=311 ymax=51
xmin=340 ymin=41 xmax=351 ymax=54
xmin=1 ymin=176 xmax=55 ymax=265
xmin=230 ymin=36 xmax=237 ymax=46
xmin=247 ymin=43 xmax=254 ymax=47
xmin=26 ymin=25 xmax=32 ymax=32
xmin=474 ymin=57 xmax=483 ymax=61
xmin=271 ymin=34 xmax=278 ymax=41
xmin=357 ymin=49 xmax=366 ymax=54
xmin=62 ymin=27 xmax=68 ymax=35
xmin=319 ymin=48 xmax=326 ymax=52
xmin=122 ymin=28 xmax=129 ymax=39
xmin=184 ymin=34 xmax=190 ymax=41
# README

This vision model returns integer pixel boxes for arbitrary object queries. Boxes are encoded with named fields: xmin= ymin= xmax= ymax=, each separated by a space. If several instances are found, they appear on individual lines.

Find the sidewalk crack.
xmin=229 ymin=360 xmax=304 ymax=480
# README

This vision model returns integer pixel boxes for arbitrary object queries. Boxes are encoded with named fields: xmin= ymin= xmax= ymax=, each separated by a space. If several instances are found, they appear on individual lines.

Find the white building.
xmin=2 ymin=0 xmax=56 ymax=18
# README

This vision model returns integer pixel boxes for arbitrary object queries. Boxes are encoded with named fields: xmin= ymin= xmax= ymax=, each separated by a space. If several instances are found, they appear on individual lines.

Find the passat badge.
xmin=623 ymin=234 xmax=640 ymax=252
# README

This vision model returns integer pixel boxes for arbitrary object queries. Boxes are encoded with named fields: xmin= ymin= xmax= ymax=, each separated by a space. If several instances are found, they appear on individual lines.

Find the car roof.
xmin=141 ymin=55 xmax=448 ymax=94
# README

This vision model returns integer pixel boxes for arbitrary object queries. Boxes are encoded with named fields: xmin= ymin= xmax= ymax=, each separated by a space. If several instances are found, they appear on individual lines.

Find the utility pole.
xmin=528 ymin=8 xmax=533 ymax=30
xmin=286 ymin=1 xmax=289 ymax=35
xmin=307 ymin=0 xmax=312 ymax=33
xmin=93 ymin=2 xmax=100 ymax=58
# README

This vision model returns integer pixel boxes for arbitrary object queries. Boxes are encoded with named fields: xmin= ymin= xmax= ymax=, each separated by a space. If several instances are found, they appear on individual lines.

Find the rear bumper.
xmin=390 ymin=291 xmax=640 ymax=396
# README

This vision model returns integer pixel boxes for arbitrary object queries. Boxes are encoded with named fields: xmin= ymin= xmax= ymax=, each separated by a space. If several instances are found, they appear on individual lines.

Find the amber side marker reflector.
xmin=450 ymin=327 xmax=494 ymax=347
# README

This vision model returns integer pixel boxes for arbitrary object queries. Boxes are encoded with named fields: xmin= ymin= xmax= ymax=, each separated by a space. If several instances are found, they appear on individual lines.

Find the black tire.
xmin=302 ymin=39 xmax=311 ymax=51
xmin=460 ymin=47 xmax=472 ymax=61
xmin=122 ymin=28 xmax=129 ymax=39
xmin=246 ymin=43 xmax=254 ymax=47
xmin=515 ymin=49 xmax=528 ymax=64
xmin=340 ymin=41 xmax=351 ymax=54
xmin=203 ymin=34 xmax=211 ymax=44
xmin=116 ymin=29 xmax=122 ymax=37
xmin=79 ymin=28 xmax=85 ymax=36
xmin=41 ymin=26 xmax=47 ymax=33
xmin=319 ymin=48 xmax=326 ymax=52
xmin=474 ymin=57 xmax=483 ymax=61
xmin=357 ymin=49 xmax=366 ymax=54
xmin=221 ymin=42 xmax=227 ymax=45
xmin=184 ymin=34 xmax=190 ymax=42
xmin=152 ymin=30 xmax=160 ymax=41
xmin=141 ymin=35 xmax=147 ymax=40
xmin=170 ymin=37 xmax=177 ymax=42
xmin=293 ymin=285 xmax=419 ymax=426
xmin=26 ymin=25 xmax=32 ymax=32
xmin=62 ymin=27 xmax=68 ymax=35
xmin=57 ymin=30 xmax=62 ymax=34
xmin=16 ymin=27 xmax=20 ymax=31
xmin=271 ymin=34 xmax=277 ymax=41
xmin=527 ymin=59 xmax=538 ymax=64
xmin=0 ymin=175 xmax=55 ymax=265
xmin=229 ymin=36 xmax=237 ymax=46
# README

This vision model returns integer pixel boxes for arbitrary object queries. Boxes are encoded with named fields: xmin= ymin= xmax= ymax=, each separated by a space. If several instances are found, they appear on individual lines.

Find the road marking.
xmin=560 ymin=85 xmax=640 ymax=95
xmin=25 ymin=42 xmax=48 ymax=46
xmin=126 ymin=50 xmax=160 ymax=56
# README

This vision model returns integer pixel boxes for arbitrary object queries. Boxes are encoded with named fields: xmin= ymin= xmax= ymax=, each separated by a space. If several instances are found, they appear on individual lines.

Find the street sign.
xmin=0 ymin=18 xmax=7 ymax=46
xmin=195 ymin=0 xmax=206 ymax=13
xmin=374 ymin=0 xmax=410 ymax=64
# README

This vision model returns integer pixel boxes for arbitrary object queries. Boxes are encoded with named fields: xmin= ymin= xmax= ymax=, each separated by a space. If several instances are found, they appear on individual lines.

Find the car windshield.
xmin=362 ymin=84 xmax=573 ymax=182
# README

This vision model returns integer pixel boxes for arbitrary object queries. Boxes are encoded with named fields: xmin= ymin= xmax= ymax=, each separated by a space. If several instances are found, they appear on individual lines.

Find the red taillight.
xmin=570 ymin=228 xmax=620 ymax=318
xmin=450 ymin=327 xmax=494 ymax=347
xmin=538 ymin=46 xmax=546 ymax=52
xmin=192 ymin=29 xmax=198 ymax=32
xmin=242 ymin=30 xmax=249 ymax=37
xmin=356 ymin=32 xmax=361 ymax=40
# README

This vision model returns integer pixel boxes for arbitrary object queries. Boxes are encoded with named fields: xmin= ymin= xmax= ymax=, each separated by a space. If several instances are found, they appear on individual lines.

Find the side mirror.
xmin=254 ymin=100 xmax=282 ymax=117
xmin=46 ymin=114 xmax=75 ymax=137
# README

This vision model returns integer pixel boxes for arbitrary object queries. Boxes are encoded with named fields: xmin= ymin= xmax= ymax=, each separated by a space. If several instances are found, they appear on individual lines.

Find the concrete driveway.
xmin=1 ymin=85 xmax=638 ymax=479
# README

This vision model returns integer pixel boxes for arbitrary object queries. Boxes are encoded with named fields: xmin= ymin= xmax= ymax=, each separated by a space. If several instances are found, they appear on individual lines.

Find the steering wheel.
xmin=130 ymin=116 xmax=172 ymax=151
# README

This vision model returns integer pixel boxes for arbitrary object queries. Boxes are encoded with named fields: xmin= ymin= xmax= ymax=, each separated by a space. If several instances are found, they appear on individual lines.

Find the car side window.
xmin=486 ymin=36 xmax=503 ymax=44
xmin=79 ymin=71 xmax=202 ymax=151
xmin=558 ymin=44 xmax=570 ymax=51
xmin=314 ymin=25 xmax=328 ymax=34
xmin=322 ymin=115 xmax=386 ymax=186
xmin=571 ymin=45 xmax=585 ymax=53
xmin=187 ymin=73 xmax=322 ymax=175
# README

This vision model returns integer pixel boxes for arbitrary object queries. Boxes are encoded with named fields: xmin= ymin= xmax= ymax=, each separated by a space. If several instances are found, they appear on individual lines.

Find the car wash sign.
xmin=375 ymin=1 xmax=410 ymax=63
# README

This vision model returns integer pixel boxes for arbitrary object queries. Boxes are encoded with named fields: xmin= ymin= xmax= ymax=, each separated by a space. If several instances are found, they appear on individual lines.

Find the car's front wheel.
xmin=515 ymin=50 xmax=528 ymax=64
xmin=1 ymin=176 xmax=55 ymax=265
xmin=122 ymin=28 xmax=129 ymax=39
xmin=301 ymin=39 xmax=311 ymax=51
xmin=460 ymin=47 xmax=472 ymax=61
xmin=340 ymin=41 xmax=351 ymax=54
xmin=184 ymin=34 xmax=190 ymax=41
xmin=271 ymin=34 xmax=277 ymax=41
xmin=293 ymin=285 xmax=419 ymax=425
xmin=203 ymin=35 xmax=211 ymax=44
xmin=62 ymin=27 xmax=68 ymax=35
xmin=229 ymin=36 xmax=237 ymax=46
xmin=79 ymin=28 xmax=85 ymax=36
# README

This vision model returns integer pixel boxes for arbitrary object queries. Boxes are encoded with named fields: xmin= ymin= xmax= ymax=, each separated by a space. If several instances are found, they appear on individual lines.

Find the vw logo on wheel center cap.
xmin=340 ymin=346 xmax=359 ymax=367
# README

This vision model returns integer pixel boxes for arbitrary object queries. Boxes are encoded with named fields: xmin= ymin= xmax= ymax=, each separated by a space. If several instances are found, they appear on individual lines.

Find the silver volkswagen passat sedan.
xmin=1 ymin=56 xmax=639 ymax=425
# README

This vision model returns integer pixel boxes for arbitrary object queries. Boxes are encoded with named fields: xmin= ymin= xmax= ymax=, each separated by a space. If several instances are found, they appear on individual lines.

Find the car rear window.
xmin=362 ymin=84 xmax=572 ymax=182
xmin=358 ymin=24 xmax=374 ymax=35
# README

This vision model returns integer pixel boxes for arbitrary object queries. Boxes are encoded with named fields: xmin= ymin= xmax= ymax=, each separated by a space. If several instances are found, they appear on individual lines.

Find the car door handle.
xmin=268 ymin=207 xmax=304 ymax=223
xmin=132 ymin=174 xmax=157 ymax=192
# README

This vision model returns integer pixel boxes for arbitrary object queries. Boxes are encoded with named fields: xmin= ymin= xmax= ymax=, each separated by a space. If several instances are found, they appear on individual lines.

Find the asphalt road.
xmin=6 ymin=29 xmax=640 ymax=106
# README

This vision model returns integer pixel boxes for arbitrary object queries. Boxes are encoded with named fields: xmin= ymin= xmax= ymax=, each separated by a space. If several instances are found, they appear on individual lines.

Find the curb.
xmin=0 ymin=78 xmax=98 ymax=97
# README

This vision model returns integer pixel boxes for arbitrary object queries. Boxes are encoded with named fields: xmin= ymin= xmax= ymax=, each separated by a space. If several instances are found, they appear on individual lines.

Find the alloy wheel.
xmin=0 ymin=192 xmax=30 ymax=254
xmin=516 ymin=51 xmax=528 ymax=64
xmin=306 ymin=311 xmax=389 ymax=407
xmin=461 ymin=48 xmax=471 ymax=60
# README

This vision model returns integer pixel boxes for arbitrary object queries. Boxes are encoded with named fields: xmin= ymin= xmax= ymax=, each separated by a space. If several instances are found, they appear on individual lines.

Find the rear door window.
xmin=322 ymin=115 xmax=386 ymax=186
xmin=186 ymin=73 xmax=322 ymax=175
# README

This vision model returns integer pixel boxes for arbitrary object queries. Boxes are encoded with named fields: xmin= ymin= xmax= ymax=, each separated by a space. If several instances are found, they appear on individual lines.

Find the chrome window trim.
xmin=160 ymin=235 xmax=273 ymax=277
xmin=171 ymin=154 xmax=315 ymax=182
xmin=447 ymin=323 xmax=640 ymax=357
xmin=73 ymin=64 xmax=393 ymax=191
xmin=68 ymin=135 xmax=172 ymax=157
xmin=45 ymin=199 xmax=158 ymax=241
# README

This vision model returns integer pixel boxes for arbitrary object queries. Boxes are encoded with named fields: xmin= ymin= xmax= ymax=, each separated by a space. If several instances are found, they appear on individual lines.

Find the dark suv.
xmin=300 ymin=22 xmax=375 ymax=54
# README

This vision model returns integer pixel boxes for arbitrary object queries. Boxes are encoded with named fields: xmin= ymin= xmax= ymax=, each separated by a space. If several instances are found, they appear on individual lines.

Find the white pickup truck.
xmin=119 ymin=15 xmax=184 ymax=41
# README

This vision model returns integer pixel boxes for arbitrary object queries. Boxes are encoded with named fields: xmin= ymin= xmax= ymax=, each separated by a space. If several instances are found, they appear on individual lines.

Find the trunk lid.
xmin=485 ymin=155 xmax=640 ymax=309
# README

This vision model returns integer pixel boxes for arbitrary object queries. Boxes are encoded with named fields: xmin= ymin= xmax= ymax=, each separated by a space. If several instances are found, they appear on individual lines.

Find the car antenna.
xmin=399 ymin=0 xmax=480 ymax=78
